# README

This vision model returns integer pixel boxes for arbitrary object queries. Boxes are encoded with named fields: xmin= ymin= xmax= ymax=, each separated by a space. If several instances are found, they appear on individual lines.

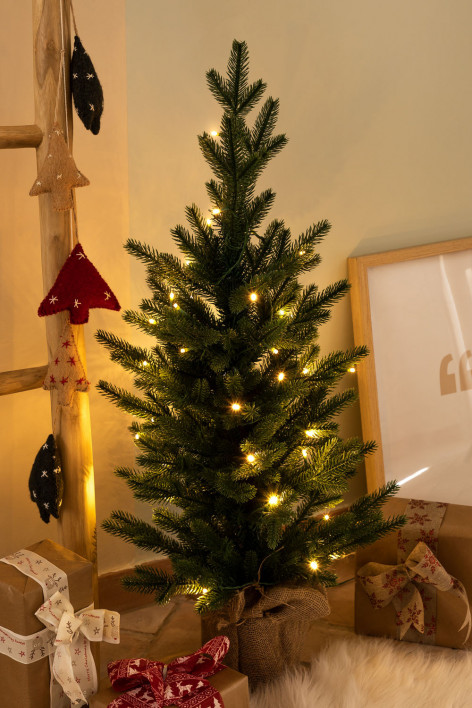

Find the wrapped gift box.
xmin=89 ymin=665 xmax=249 ymax=708
xmin=355 ymin=497 xmax=472 ymax=649
xmin=0 ymin=538 xmax=92 ymax=707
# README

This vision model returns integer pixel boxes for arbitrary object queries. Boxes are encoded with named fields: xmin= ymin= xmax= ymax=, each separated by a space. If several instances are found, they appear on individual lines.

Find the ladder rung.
xmin=0 ymin=364 xmax=47 ymax=395
xmin=0 ymin=124 xmax=43 ymax=149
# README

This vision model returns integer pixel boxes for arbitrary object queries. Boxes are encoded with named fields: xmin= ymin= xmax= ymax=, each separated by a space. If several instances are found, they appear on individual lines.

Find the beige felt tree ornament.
xmin=43 ymin=321 xmax=90 ymax=406
xmin=29 ymin=123 xmax=89 ymax=211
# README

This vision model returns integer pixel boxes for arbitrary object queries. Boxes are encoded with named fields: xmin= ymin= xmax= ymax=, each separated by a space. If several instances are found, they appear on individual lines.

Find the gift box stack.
xmin=355 ymin=497 xmax=472 ymax=649
xmin=0 ymin=538 xmax=120 ymax=707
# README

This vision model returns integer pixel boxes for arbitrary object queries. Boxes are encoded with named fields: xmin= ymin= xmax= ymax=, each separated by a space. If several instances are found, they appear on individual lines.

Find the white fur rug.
xmin=251 ymin=633 xmax=472 ymax=708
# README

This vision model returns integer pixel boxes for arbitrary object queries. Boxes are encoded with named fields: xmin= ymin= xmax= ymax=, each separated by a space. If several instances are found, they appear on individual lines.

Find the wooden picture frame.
xmin=348 ymin=236 xmax=472 ymax=504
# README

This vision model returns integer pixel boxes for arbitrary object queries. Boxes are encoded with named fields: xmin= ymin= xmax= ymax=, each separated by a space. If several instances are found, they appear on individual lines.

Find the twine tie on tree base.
xmin=202 ymin=584 xmax=330 ymax=688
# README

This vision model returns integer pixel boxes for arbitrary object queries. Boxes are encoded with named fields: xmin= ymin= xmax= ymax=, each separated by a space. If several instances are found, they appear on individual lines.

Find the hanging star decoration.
xmin=71 ymin=35 xmax=104 ymax=135
xmin=38 ymin=243 xmax=120 ymax=324
xmin=28 ymin=434 xmax=63 ymax=523
xmin=43 ymin=321 xmax=90 ymax=406
xmin=29 ymin=124 xmax=89 ymax=211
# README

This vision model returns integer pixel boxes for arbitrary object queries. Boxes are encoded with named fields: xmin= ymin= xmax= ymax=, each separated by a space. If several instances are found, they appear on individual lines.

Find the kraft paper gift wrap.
xmin=89 ymin=666 xmax=250 ymax=708
xmin=0 ymin=538 xmax=92 ymax=707
xmin=355 ymin=497 xmax=472 ymax=649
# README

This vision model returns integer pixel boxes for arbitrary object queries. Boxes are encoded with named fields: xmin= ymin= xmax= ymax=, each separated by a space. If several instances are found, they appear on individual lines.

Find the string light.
xmin=212 ymin=208 xmax=221 ymax=215
xmin=206 ymin=218 xmax=212 ymax=226
xmin=306 ymin=429 xmax=319 ymax=438
xmin=249 ymin=293 xmax=258 ymax=302
xmin=151 ymin=417 xmax=154 ymax=423
xmin=278 ymin=309 xmax=285 ymax=316
xmin=299 ymin=250 xmax=306 ymax=255
xmin=246 ymin=454 xmax=256 ymax=463
xmin=210 ymin=130 xmax=219 ymax=137
xmin=169 ymin=292 xmax=175 ymax=301
xmin=302 ymin=449 xmax=308 ymax=457
xmin=272 ymin=348 xmax=279 ymax=355
xmin=277 ymin=372 xmax=285 ymax=382
xmin=268 ymin=494 xmax=279 ymax=506
xmin=185 ymin=259 xmax=191 ymax=266
xmin=180 ymin=348 xmax=187 ymax=354
xmin=323 ymin=514 xmax=330 ymax=521
xmin=231 ymin=403 xmax=241 ymax=412
xmin=348 ymin=367 xmax=356 ymax=373
xmin=309 ymin=560 xmax=319 ymax=571
xmin=134 ymin=433 xmax=140 ymax=440
xmin=173 ymin=303 xmax=180 ymax=309
xmin=201 ymin=587 xmax=209 ymax=594
xmin=148 ymin=318 xmax=156 ymax=325
xmin=302 ymin=367 xmax=309 ymax=375
xmin=142 ymin=360 xmax=149 ymax=367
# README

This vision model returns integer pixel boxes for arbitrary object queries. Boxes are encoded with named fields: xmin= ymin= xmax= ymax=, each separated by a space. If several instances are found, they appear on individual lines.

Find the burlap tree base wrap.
xmin=201 ymin=584 xmax=330 ymax=688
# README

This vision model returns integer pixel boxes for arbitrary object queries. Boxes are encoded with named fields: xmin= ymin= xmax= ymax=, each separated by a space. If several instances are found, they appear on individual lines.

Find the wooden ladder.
xmin=0 ymin=0 xmax=97 ymax=590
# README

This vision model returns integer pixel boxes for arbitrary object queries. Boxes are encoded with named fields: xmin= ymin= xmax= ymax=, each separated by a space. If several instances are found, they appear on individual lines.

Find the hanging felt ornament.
xmin=43 ymin=321 xmax=90 ymax=406
xmin=29 ymin=124 xmax=89 ymax=211
xmin=28 ymin=434 xmax=63 ymax=524
xmin=70 ymin=34 xmax=104 ymax=135
xmin=38 ymin=242 xmax=120 ymax=324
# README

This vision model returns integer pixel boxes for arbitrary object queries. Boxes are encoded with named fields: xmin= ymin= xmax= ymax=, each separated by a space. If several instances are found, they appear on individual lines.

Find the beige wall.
xmin=2 ymin=0 xmax=472 ymax=575
xmin=125 ymin=0 xmax=472 ymax=503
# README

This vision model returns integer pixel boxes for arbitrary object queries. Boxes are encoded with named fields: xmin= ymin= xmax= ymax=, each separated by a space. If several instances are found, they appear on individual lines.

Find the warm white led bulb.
xmin=231 ymin=403 xmax=241 ymax=412
xmin=302 ymin=368 xmax=309 ymax=375
xmin=169 ymin=292 xmax=175 ymax=301
xmin=302 ymin=449 xmax=308 ymax=458
xmin=250 ymin=293 xmax=258 ymax=302
xmin=277 ymin=372 xmax=285 ymax=382
xmin=206 ymin=218 xmax=212 ymax=226
xmin=323 ymin=514 xmax=330 ymax=521
xmin=148 ymin=318 xmax=156 ymax=325
xmin=173 ymin=303 xmax=180 ymax=309
xmin=348 ymin=367 xmax=356 ymax=373
xmin=210 ymin=130 xmax=219 ymax=137
xmin=299 ymin=250 xmax=306 ymax=255
xmin=201 ymin=587 xmax=209 ymax=594
xmin=305 ymin=429 xmax=317 ymax=438
xmin=180 ymin=348 xmax=187 ymax=354
xmin=142 ymin=360 xmax=149 ymax=367
xmin=134 ymin=433 xmax=140 ymax=440
xmin=278 ymin=309 xmax=285 ymax=316
xmin=272 ymin=348 xmax=279 ymax=355
xmin=309 ymin=560 xmax=319 ymax=571
xmin=246 ymin=454 xmax=256 ymax=463
xmin=268 ymin=494 xmax=279 ymax=506
xmin=212 ymin=208 xmax=221 ymax=215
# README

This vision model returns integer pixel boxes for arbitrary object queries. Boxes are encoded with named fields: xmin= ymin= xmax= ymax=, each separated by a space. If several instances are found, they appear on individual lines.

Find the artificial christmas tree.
xmin=97 ymin=40 xmax=404 ymax=685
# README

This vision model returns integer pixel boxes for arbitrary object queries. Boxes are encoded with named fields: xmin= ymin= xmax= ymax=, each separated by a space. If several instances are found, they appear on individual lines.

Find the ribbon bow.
xmin=358 ymin=541 xmax=471 ymax=640
xmin=107 ymin=635 xmax=229 ymax=707
xmin=35 ymin=590 xmax=120 ymax=706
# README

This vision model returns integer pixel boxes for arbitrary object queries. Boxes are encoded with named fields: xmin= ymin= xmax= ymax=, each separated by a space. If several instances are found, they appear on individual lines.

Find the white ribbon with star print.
xmin=36 ymin=590 xmax=120 ymax=705
xmin=0 ymin=548 xmax=120 ymax=706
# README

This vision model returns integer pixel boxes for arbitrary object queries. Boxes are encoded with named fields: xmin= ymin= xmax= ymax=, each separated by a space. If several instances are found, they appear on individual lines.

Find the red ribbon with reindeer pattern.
xmin=107 ymin=635 xmax=229 ymax=707
xmin=358 ymin=499 xmax=471 ymax=644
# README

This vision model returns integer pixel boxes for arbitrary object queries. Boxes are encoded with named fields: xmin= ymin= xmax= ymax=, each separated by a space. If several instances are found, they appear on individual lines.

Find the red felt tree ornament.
xmin=38 ymin=243 xmax=120 ymax=324
xmin=43 ymin=321 xmax=90 ymax=406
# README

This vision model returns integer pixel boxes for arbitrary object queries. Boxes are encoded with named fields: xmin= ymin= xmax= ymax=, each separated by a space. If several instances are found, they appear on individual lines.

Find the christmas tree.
xmin=97 ymin=40 xmax=403 ymax=613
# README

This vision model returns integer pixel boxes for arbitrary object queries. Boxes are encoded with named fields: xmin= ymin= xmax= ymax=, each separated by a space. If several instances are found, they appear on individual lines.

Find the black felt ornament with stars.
xmin=70 ymin=35 xmax=104 ymax=135
xmin=28 ymin=435 xmax=63 ymax=523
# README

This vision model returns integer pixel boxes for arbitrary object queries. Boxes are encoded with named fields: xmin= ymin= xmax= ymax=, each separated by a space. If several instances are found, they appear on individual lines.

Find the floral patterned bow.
xmin=35 ymin=590 xmax=120 ymax=706
xmin=107 ymin=635 xmax=229 ymax=707
xmin=358 ymin=541 xmax=471 ymax=640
